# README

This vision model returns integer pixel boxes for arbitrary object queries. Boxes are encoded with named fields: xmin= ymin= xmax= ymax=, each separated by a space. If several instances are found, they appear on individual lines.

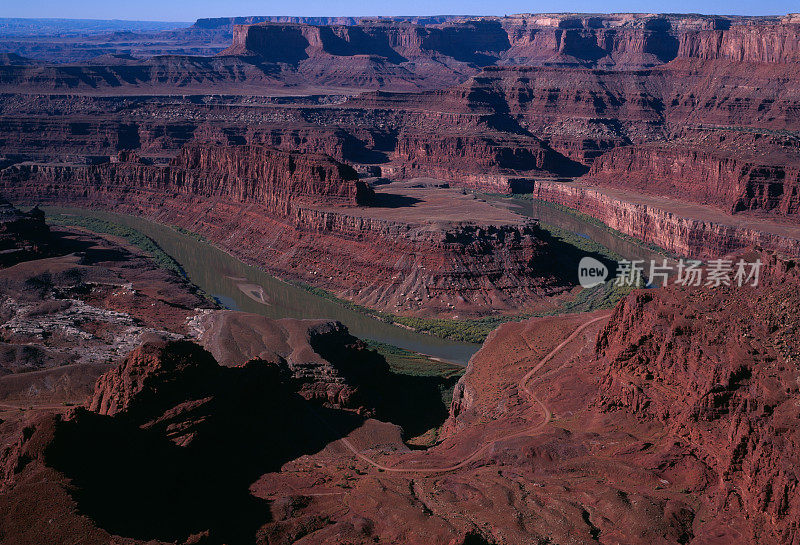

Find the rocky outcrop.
xmin=0 ymin=337 xmax=368 ymax=543
xmin=0 ymin=199 xmax=51 ymax=267
xmin=89 ymin=340 xmax=219 ymax=420
xmin=89 ymin=326 xmax=391 ymax=421
xmin=189 ymin=311 xmax=391 ymax=411
xmin=595 ymin=254 xmax=800 ymax=544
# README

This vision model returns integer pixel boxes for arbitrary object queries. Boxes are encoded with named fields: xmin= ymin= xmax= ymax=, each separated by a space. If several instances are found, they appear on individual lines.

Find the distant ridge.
xmin=192 ymin=15 xmax=466 ymax=29
xmin=0 ymin=17 xmax=191 ymax=37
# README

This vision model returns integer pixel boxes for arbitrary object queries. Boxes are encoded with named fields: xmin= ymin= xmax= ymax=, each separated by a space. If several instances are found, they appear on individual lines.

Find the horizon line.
xmin=0 ymin=11 xmax=796 ymax=23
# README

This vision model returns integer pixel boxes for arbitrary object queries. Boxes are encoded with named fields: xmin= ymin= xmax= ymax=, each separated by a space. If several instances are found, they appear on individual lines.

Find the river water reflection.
xmin=45 ymin=207 xmax=481 ymax=365
xmin=45 ymin=200 xmax=661 ymax=366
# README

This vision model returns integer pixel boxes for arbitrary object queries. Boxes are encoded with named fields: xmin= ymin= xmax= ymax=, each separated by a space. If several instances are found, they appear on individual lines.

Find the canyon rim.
xmin=0 ymin=6 xmax=799 ymax=545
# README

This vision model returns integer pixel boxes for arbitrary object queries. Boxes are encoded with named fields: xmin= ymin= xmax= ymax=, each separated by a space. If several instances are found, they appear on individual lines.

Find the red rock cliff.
xmin=531 ymin=179 xmax=800 ymax=258
xmin=678 ymin=23 xmax=800 ymax=63
xmin=595 ymin=255 xmax=800 ymax=544
xmin=588 ymin=139 xmax=800 ymax=216
xmin=0 ymin=144 xmax=569 ymax=317
xmin=0 ymin=144 xmax=368 ymax=213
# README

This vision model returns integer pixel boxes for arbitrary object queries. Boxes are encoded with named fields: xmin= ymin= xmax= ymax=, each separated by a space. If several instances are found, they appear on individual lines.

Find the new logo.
xmin=578 ymin=256 xmax=608 ymax=288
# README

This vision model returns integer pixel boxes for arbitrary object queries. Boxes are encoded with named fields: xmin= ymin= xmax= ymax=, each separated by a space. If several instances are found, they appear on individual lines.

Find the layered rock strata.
xmin=530 ymin=179 xmax=800 ymax=258
xmin=1 ymin=144 xmax=369 ymax=212
xmin=0 ymin=147 xmax=567 ymax=317
xmin=595 ymin=252 xmax=800 ymax=544
xmin=587 ymin=131 xmax=800 ymax=216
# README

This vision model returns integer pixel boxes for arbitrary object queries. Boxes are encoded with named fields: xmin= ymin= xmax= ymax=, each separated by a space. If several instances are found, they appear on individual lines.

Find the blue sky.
xmin=2 ymin=0 xmax=796 ymax=22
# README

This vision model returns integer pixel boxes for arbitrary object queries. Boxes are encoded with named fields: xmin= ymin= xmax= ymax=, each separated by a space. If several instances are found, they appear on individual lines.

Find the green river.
xmin=42 ymin=199 xmax=661 ymax=366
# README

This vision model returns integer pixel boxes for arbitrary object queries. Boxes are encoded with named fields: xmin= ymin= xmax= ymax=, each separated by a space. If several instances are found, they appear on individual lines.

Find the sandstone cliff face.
xmin=3 ymin=18 xmax=799 ymax=200
xmin=171 ymin=143 xmax=366 ymax=207
xmin=0 ymin=144 xmax=368 ymax=212
xmin=0 ymin=143 xmax=568 ymax=317
xmin=393 ymin=132 xmax=570 ymax=179
xmin=222 ymin=14 xmax=793 ymax=76
xmin=91 ymin=317 xmax=390 ymax=417
xmin=678 ymin=23 xmax=800 ymax=63
xmin=223 ymin=20 xmax=509 ymax=66
xmin=531 ymin=180 xmax=800 ymax=258
xmin=588 ymin=140 xmax=800 ymax=215
xmin=500 ymin=24 xmax=679 ymax=68
xmin=340 ymin=63 xmax=669 ymax=178
xmin=595 ymin=255 xmax=800 ymax=545
xmin=0 ymin=15 xmax=796 ymax=97
xmin=440 ymin=66 xmax=668 ymax=162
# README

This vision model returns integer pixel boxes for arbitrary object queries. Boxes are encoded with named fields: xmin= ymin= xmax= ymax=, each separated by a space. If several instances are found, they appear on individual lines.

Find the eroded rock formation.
xmin=0 ymin=339 xmax=372 ymax=543
xmin=0 ymin=199 xmax=51 ymax=267
xmin=0 ymin=146 xmax=570 ymax=317
xmin=588 ymin=137 xmax=800 ymax=216
xmin=1 ymin=144 xmax=369 ymax=211
xmin=189 ymin=310 xmax=391 ymax=411
xmin=595 ymin=252 xmax=800 ymax=544
xmin=530 ymin=179 xmax=800 ymax=258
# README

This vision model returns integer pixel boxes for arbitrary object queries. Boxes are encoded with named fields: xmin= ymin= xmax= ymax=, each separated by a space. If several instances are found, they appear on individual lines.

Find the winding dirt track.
xmin=339 ymin=313 xmax=611 ymax=474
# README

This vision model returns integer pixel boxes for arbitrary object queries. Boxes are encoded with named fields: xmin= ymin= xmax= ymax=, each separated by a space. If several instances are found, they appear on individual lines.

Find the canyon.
xmin=1 ymin=239 xmax=797 ymax=544
xmin=0 ymin=154 xmax=574 ymax=317
xmin=0 ymin=11 xmax=799 ymax=545
xmin=1 ymin=14 xmax=799 ymax=264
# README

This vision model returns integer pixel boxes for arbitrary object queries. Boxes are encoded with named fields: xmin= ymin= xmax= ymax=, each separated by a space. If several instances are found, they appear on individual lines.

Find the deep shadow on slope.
xmin=364 ymin=192 xmax=422 ymax=208
xmin=310 ymin=332 xmax=460 ymax=440
xmin=528 ymin=223 xmax=619 ymax=286
xmin=42 ymin=342 xmax=365 ymax=544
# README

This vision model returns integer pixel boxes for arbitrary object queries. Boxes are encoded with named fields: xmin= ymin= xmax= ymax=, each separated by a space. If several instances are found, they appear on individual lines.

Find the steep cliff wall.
xmin=500 ymin=23 xmax=679 ymax=68
xmin=223 ymin=14 xmax=792 ymax=73
xmin=0 ymin=145 xmax=569 ymax=317
xmin=0 ymin=144 xmax=368 ymax=212
xmin=588 ymin=141 xmax=800 ymax=215
xmin=531 ymin=180 xmax=800 ymax=258
xmin=170 ymin=143 xmax=366 ymax=207
xmin=434 ymin=65 xmax=668 ymax=163
xmin=2 ymin=16 xmax=800 ymax=231
xmin=393 ymin=132 xmax=570 ymax=179
xmin=678 ymin=23 xmax=800 ymax=63
xmin=2 ymin=15 xmax=797 ymax=95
